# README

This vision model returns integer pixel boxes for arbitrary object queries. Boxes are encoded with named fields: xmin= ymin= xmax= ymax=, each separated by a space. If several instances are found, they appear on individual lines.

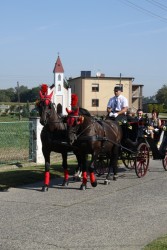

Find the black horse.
xmin=66 ymin=114 xmax=122 ymax=190
xmin=37 ymin=96 xmax=91 ymax=191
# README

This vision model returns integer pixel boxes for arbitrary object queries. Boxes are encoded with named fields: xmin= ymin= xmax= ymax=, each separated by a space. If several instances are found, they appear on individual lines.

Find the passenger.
xmin=135 ymin=108 xmax=146 ymax=138
xmin=136 ymin=108 xmax=143 ymax=121
xmin=148 ymin=109 xmax=161 ymax=140
xmin=107 ymin=86 xmax=128 ymax=122
xmin=126 ymin=108 xmax=136 ymax=122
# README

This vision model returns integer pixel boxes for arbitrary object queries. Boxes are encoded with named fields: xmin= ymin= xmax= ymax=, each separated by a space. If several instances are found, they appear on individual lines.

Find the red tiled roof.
xmin=53 ymin=56 xmax=64 ymax=73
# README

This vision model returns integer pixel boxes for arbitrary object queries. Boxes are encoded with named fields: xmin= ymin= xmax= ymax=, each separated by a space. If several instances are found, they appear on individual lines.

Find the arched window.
xmin=58 ymin=84 xmax=61 ymax=91
xmin=58 ymin=74 xmax=61 ymax=81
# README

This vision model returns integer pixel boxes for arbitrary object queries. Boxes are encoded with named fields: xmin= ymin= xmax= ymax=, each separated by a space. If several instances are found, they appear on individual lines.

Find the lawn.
xmin=144 ymin=235 xmax=167 ymax=249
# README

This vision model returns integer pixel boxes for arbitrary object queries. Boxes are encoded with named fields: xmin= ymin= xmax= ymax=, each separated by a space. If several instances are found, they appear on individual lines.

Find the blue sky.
xmin=0 ymin=0 xmax=167 ymax=97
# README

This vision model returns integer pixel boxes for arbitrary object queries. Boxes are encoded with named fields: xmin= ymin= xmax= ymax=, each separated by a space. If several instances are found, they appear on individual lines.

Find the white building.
xmin=52 ymin=56 xmax=71 ymax=115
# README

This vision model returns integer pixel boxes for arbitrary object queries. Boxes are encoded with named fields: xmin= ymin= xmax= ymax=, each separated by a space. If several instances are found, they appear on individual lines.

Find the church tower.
xmin=53 ymin=55 xmax=71 ymax=115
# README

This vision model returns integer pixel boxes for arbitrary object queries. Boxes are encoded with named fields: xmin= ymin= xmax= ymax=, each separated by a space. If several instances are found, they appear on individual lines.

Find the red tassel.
xmin=44 ymin=172 xmax=50 ymax=185
xmin=64 ymin=169 xmax=69 ymax=180
xmin=82 ymin=171 xmax=87 ymax=184
xmin=90 ymin=172 xmax=95 ymax=183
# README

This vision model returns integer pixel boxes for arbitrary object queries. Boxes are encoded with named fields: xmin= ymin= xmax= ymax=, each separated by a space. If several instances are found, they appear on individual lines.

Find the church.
xmin=51 ymin=55 xmax=71 ymax=115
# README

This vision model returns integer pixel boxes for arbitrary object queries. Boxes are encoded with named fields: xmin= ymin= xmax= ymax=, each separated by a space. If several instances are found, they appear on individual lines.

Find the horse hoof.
xmin=91 ymin=181 xmax=97 ymax=187
xmin=113 ymin=175 xmax=118 ymax=181
xmin=41 ymin=185 xmax=48 ymax=192
xmin=80 ymin=183 xmax=87 ymax=190
xmin=62 ymin=180 xmax=69 ymax=187
xmin=104 ymin=179 xmax=110 ymax=185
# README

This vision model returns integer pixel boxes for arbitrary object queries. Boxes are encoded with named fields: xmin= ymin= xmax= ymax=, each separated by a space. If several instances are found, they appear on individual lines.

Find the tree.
xmin=0 ymin=91 xmax=10 ymax=102
xmin=156 ymin=85 xmax=167 ymax=105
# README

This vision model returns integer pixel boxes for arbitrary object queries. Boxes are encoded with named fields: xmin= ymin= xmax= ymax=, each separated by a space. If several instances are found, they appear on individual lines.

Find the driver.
xmin=107 ymin=86 xmax=128 ymax=121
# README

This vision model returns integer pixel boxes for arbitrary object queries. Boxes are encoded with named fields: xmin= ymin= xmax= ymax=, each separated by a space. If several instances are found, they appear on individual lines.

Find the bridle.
xmin=67 ymin=115 xmax=98 ymax=142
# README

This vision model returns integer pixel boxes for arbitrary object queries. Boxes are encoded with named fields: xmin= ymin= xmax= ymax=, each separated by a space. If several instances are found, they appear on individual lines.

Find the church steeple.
xmin=53 ymin=55 xmax=64 ymax=73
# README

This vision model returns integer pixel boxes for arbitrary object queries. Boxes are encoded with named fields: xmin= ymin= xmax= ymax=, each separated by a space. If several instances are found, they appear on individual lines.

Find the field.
xmin=0 ymin=121 xmax=33 ymax=164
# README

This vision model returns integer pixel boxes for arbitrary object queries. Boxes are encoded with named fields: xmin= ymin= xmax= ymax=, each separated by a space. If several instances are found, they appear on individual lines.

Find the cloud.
xmin=37 ymin=23 xmax=58 ymax=31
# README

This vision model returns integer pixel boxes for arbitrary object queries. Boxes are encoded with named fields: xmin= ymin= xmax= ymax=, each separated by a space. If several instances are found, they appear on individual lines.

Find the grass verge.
xmin=0 ymin=161 xmax=77 ymax=191
xmin=144 ymin=235 xmax=167 ymax=249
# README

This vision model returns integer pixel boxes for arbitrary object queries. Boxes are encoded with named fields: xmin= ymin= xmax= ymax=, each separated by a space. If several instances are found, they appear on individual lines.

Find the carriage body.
xmin=93 ymin=119 xmax=151 ymax=178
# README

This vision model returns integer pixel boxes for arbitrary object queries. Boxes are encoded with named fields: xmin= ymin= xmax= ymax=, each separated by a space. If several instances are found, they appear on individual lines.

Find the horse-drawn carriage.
xmin=36 ymin=89 xmax=167 ymax=191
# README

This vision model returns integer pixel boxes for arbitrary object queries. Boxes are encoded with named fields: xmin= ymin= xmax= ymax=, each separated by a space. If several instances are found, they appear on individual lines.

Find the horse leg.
xmin=80 ymin=155 xmax=88 ymax=190
xmin=104 ymin=146 xmax=119 ymax=184
xmin=73 ymin=154 xmax=82 ymax=181
xmin=42 ymin=151 xmax=51 ymax=191
xmin=89 ymin=154 xmax=97 ymax=187
xmin=62 ymin=152 xmax=69 ymax=186
xmin=104 ymin=159 xmax=112 ymax=185
xmin=111 ymin=145 xmax=119 ymax=181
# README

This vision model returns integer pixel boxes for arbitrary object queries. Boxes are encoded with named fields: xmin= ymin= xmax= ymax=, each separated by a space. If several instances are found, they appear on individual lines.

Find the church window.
xmin=58 ymin=84 xmax=61 ymax=91
xmin=58 ymin=74 xmax=61 ymax=81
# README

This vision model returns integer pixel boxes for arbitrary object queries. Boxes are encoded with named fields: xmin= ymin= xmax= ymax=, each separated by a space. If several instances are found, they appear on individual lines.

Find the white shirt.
xmin=107 ymin=94 xmax=128 ymax=112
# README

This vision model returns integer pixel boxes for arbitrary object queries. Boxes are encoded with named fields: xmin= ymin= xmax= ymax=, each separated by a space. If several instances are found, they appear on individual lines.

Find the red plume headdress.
xmin=41 ymin=84 xmax=48 ymax=94
xmin=71 ymin=93 xmax=78 ymax=107
xmin=39 ymin=84 xmax=53 ymax=105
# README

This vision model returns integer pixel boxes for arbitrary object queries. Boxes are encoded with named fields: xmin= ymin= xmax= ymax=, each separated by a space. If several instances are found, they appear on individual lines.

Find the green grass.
xmin=144 ymin=235 xmax=167 ymax=249
xmin=0 ymin=161 xmax=77 ymax=191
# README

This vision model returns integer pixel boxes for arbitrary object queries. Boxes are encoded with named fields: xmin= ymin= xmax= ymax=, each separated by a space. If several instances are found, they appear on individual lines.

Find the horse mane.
xmin=79 ymin=107 xmax=91 ymax=117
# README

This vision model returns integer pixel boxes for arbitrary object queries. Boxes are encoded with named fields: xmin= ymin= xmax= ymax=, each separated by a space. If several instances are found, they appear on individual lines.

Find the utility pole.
xmin=120 ymin=73 xmax=123 ymax=91
xmin=17 ymin=81 xmax=21 ymax=120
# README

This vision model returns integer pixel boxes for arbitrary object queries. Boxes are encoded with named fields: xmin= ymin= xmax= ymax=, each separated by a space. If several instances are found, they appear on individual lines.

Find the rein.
xmin=74 ymin=117 xmax=137 ymax=153
xmin=76 ymin=119 xmax=96 ymax=140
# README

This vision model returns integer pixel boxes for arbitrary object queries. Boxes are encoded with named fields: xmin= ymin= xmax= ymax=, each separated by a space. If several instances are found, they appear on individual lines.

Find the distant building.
xmin=51 ymin=56 xmax=143 ymax=116
xmin=68 ymin=72 xmax=143 ymax=116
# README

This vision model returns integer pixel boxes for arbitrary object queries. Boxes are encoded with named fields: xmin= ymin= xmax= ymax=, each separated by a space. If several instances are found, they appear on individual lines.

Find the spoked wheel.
xmin=94 ymin=159 xmax=109 ymax=176
xmin=122 ymin=151 xmax=135 ymax=170
xmin=135 ymin=143 xmax=150 ymax=178
xmin=162 ymin=150 xmax=167 ymax=171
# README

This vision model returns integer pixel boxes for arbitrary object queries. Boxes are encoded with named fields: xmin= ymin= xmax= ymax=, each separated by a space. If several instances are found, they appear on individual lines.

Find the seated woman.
xmin=148 ymin=109 xmax=161 ymax=141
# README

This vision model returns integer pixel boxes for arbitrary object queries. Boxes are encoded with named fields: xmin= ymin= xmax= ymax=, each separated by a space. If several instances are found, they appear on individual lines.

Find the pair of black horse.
xmin=37 ymin=96 xmax=123 ymax=191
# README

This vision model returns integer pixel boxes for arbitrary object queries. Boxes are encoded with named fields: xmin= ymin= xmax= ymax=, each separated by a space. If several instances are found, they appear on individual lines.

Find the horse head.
xmin=66 ymin=114 xmax=85 ymax=145
xmin=36 ymin=91 xmax=54 ymax=126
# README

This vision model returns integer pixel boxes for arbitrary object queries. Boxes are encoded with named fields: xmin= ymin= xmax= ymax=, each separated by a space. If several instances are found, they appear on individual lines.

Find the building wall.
xmin=69 ymin=77 xmax=137 ymax=116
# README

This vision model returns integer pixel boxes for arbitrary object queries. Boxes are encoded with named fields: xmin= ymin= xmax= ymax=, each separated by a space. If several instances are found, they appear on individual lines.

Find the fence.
xmin=0 ymin=121 xmax=34 ymax=165
xmin=0 ymin=118 xmax=46 ymax=165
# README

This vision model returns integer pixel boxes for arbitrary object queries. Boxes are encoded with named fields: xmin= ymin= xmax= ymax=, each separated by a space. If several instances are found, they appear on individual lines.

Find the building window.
xmin=92 ymin=83 xmax=99 ymax=92
xmin=92 ymin=99 xmax=99 ymax=107
xmin=58 ymin=84 xmax=61 ymax=91
xmin=58 ymin=74 xmax=61 ymax=81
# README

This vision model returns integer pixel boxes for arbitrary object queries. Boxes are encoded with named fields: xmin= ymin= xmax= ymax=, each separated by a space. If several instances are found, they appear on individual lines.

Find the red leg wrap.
xmin=82 ymin=171 xmax=87 ymax=184
xmin=64 ymin=169 xmax=69 ymax=180
xmin=44 ymin=172 xmax=50 ymax=185
xmin=90 ymin=172 xmax=96 ymax=183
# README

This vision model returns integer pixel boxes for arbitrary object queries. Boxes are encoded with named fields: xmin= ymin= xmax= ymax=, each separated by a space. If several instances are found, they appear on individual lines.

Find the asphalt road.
xmin=1 ymin=159 xmax=167 ymax=250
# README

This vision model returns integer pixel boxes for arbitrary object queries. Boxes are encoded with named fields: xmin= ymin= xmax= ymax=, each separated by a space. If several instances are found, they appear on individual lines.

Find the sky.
xmin=0 ymin=0 xmax=167 ymax=97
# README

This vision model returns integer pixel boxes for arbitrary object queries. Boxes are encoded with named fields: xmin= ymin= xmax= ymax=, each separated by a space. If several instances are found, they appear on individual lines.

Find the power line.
xmin=146 ymin=0 xmax=167 ymax=11
xmin=119 ymin=0 xmax=167 ymax=23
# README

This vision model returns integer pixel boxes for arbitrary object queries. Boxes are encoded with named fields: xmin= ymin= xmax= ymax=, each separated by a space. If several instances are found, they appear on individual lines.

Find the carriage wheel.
xmin=135 ymin=143 xmax=150 ymax=178
xmin=94 ymin=159 xmax=109 ymax=176
xmin=122 ymin=151 xmax=135 ymax=170
xmin=162 ymin=150 xmax=167 ymax=171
